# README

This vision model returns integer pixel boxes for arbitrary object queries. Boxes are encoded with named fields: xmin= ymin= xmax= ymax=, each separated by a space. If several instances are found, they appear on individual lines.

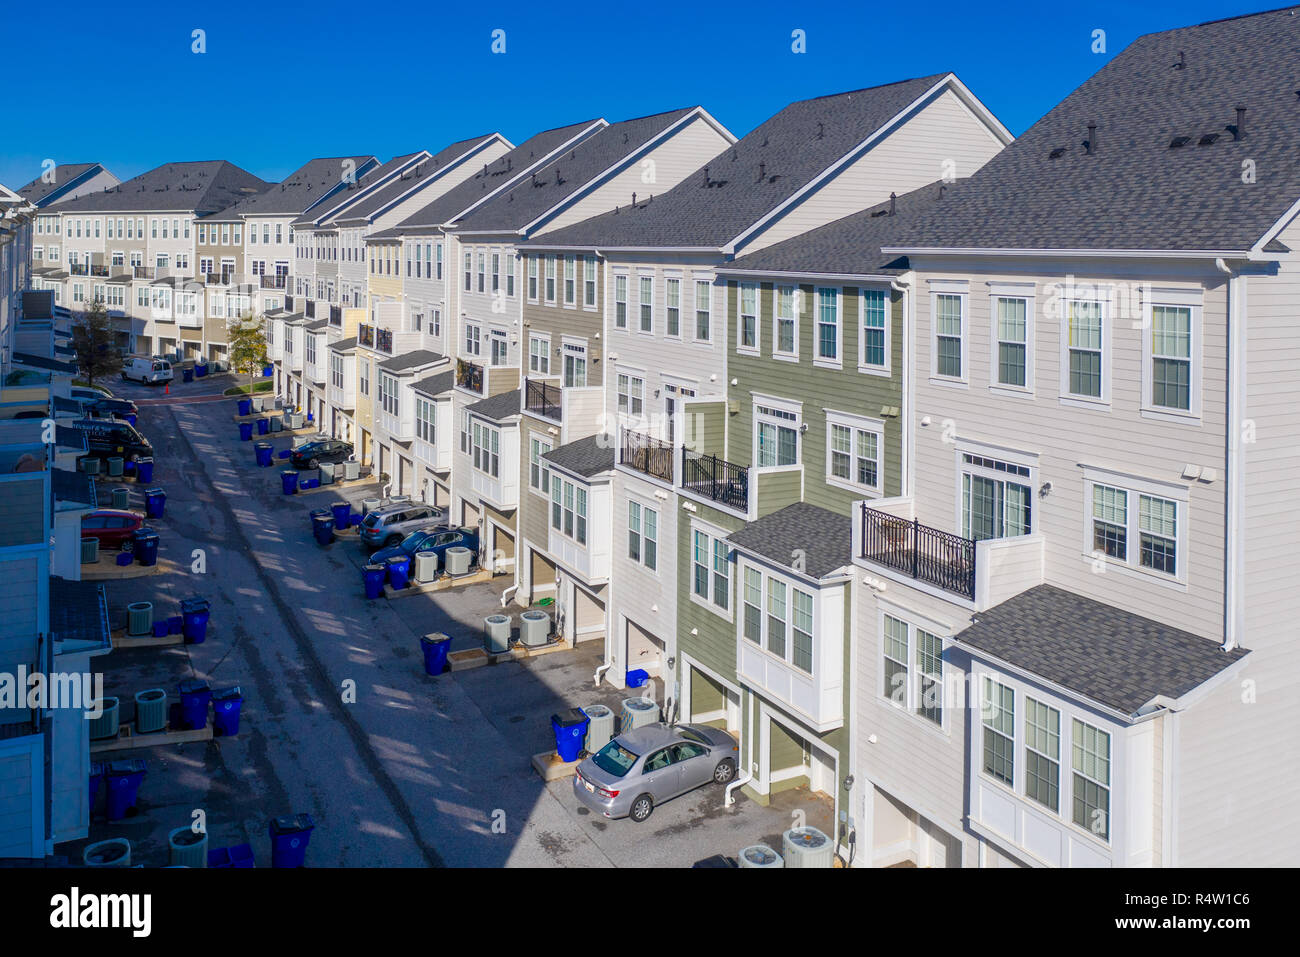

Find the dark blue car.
xmin=369 ymin=525 xmax=480 ymax=566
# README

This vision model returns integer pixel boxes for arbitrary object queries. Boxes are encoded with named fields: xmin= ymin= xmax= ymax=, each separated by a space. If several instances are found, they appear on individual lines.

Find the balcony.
xmin=524 ymin=377 xmax=562 ymax=421
xmin=260 ymin=274 xmax=287 ymax=289
xmin=375 ymin=327 xmax=393 ymax=354
xmin=619 ymin=429 xmax=673 ymax=483
xmin=682 ymin=448 xmax=749 ymax=512
xmin=285 ymin=294 xmax=295 ymax=312
xmin=329 ymin=305 xmax=342 ymax=327
xmin=304 ymin=299 xmax=316 ymax=319
xmin=859 ymin=506 xmax=976 ymax=600
xmin=133 ymin=266 xmax=155 ymax=280
xmin=456 ymin=359 xmax=484 ymax=394
xmin=69 ymin=263 xmax=87 ymax=276
xmin=358 ymin=324 xmax=374 ymax=348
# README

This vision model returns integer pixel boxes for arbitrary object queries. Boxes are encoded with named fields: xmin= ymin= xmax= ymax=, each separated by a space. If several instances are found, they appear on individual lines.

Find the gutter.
xmin=1215 ymin=257 xmax=1244 ymax=652
xmin=880 ymin=245 xmax=1277 ymax=262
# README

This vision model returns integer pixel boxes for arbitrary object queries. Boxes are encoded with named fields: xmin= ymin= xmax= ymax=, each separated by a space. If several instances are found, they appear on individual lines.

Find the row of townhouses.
xmin=10 ymin=7 xmax=1300 ymax=867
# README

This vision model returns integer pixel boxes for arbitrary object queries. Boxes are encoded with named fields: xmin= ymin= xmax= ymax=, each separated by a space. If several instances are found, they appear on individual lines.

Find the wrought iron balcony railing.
xmin=860 ymin=506 xmax=976 ymax=600
xmin=681 ymin=448 xmax=749 ymax=511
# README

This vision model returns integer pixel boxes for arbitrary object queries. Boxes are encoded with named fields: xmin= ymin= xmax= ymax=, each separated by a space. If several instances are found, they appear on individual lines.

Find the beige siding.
xmin=0 ymin=743 xmax=38 ymax=857
xmin=0 ymin=555 xmax=40 ymax=665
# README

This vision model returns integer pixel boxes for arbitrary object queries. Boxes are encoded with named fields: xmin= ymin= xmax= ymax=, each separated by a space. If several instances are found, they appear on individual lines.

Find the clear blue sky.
xmin=1 ymin=0 xmax=1281 ymax=189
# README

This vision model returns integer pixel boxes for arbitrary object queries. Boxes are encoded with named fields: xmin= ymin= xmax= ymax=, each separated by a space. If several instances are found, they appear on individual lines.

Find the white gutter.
xmin=1215 ymin=257 xmax=1244 ymax=652
xmin=593 ymin=661 xmax=613 ymax=687
xmin=891 ymin=275 xmax=913 ymax=496
xmin=724 ymin=766 xmax=753 ymax=808
xmin=715 ymin=268 xmax=901 ymax=283
xmin=881 ymin=245 xmax=1276 ymax=261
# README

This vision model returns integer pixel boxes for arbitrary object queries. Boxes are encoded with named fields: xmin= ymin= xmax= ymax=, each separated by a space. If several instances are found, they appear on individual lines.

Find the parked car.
xmin=290 ymin=438 xmax=354 ymax=470
xmin=69 ymin=386 xmax=115 ymax=402
xmin=368 ymin=525 xmax=480 ymax=566
xmin=358 ymin=502 xmax=448 ymax=548
xmin=573 ymin=723 xmax=739 ymax=823
xmin=80 ymin=509 xmax=145 ymax=549
xmin=121 ymin=355 xmax=173 ymax=385
xmin=73 ymin=418 xmax=153 ymax=462
xmin=83 ymin=397 xmax=139 ymax=419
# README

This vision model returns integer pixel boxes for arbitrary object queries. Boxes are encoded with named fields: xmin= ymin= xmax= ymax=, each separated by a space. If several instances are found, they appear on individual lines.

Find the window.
xmin=491 ymin=252 xmax=500 ymax=293
xmin=477 ymin=252 xmax=485 ymax=292
xmin=306 ymin=334 xmax=317 ymax=367
xmin=1072 ymin=719 xmax=1110 ymax=840
xmin=691 ymin=528 xmax=730 ymax=612
xmin=530 ymin=437 xmax=552 ymax=494
xmin=617 ymin=373 xmax=644 ymax=417
xmin=584 ymin=256 xmax=597 ymax=306
xmin=490 ymin=331 xmax=508 ymax=367
xmin=743 ymin=568 xmax=762 ymax=644
xmin=563 ymin=343 xmax=587 ymax=388
xmin=961 ymin=453 xmax=1032 ymax=540
xmin=506 ymin=254 xmax=514 ymax=297
xmin=563 ymin=255 xmax=576 ymax=304
xmin=460 ymin=411 xmax=470 ymax=455
xmin=994 ymin=296 xmax=1028 ymax=387
xmin=359 ymin=359 xmax=370 ymax=397
xmin=982 ymin=678 xmax=1015 ymax=786
xmin=471 ymin=422 xmax=500 ymax=478
xmin=1091 ymin=484 xmax=1127 ymax=560
xmin=861 ymin=288 xmax=888 ymax=369
xmin=1138 ymin=494 xmax=1178 ymax=574
xmin=529 ymin=335 xmax=550 ymax=375
xmin=549 ymin=477 xmax=585 ymax=545
xmin=1024 ymin=698 xmax=1061 ymax=813
xmin=528 ymin=256 xmax=538 ymax=300
xmin=464 ymin=323 xmax=481 ymax=357
xmin=766 ymin=579 xmax=786 ymax=658
xmin=614 ymin=275 xmax=628 ymax=328
xmin=639 ymin=276 xmax=653 ymax=332
xmin=413 ymin=397 xmax=435 ymax=443
xmin=915 ymin=629 xmax=943 ymax=725
xmin=695 ymin=280 xmax=712 ymax=340
xmin=882 ymin=614 xmax=945 ymax=727
xmin=1088 ymin=476 xmax=1182 ymax=578
xmin=775 ymin=285 xmax=797 ymax=356
xmin=665 ymin=278 xmax=680 ymax=337
xmin=755 ymin=403 xmax=799 ymax=468
xmin=545 ymin=256 xmax=556 ymax=302
xmin=827 ymin=414 xmax=881 ymax=491
xmin=1150 ymin=305 xmax=1191 ymax=411
xmin=1066 ymin=299 xmax=1104 ymax=398
xmin=330 ymin=352 xmax=344 ymax=390
xmin=739 ymin=282 xmax=758 ymax=350
xmin=464 ymin=252 xmax=472 ymax=291
xmin=816 ymin=287 xmax=840 ymax=362
xmin=935 ymin=293 xmax=964 ymax=378
xmin=628 ymin=501 xmax=657 ymax=570
xmin=435 ymin=242 xmax=443 ymax=280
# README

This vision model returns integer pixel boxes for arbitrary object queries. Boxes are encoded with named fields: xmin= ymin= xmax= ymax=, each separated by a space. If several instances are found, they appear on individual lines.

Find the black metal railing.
xmin=456 ymin=358 xmax=483 ymax=393
xmin=525 ymin=378 xmax=562 ymax=421
xmin=285 ymin=294 xmax=295 ymax=312
xmin=618 ymin=430 xmax=674 ymax=482
xmin=304 ymin=299 xmax=316 ymax=319
xmin=681 ymin=448 xmax=749 ymax=511
xmin=860 ymin=506 xmax=976 ymax=600
xmin=329 ymin=304 xmax=342 ymax=326
xmin=260 ymin=274 xmax=286 ymax=289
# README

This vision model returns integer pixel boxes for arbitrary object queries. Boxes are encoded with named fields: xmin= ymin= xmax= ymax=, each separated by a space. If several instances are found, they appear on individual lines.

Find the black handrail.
xmin=525 ymin=378 xmax=562 ymax=420
xmin=620 ymin=429 xmax=673 ymax=482
xmin=860 ymin=506 xmax=976 ymax=599
xmin=681 ymin=447 xmax=749 ymax=511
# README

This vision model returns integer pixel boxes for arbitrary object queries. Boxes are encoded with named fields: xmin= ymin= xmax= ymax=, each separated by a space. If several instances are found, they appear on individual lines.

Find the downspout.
xmin=725 ymin=766 xmax=753 ymax=808
xmin=593 ymin=661 xmax=613 ymax=687
xmin=1215 ymin=258 xmax=1243 ymax=651
xmin=500 ymin=584 xmax=518 ymax=608
xmin=890 ymin=277 xmax=912 ymax=496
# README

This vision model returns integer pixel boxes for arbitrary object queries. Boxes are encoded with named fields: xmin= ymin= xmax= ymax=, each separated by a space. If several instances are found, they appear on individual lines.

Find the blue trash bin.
xmin=255 ymin=442 xmax=273 ymax=467
xmin=177 ymin=679 xmax=211 ymax=731
xmin=239 ymin=422 xmax=253 ymax=442
xmin=152 ymin=621 xmax=169 ymax=638
xmin=167 ymin=615 xmax=183 ymax=635
xmin=262 ymin=366 xmax=273 ymax=377
xmin=363 ymin=563 xmax=386 ymax=599
xmin=312 ymin=514 xmax=335 ymax=546
xmin=256 ymin=417 xmax=269 ymax=436
xmin=330 ymin=501 xmax=351 ymax=530
xmin=133 ymin=529 xmax=159 ymax=567
xmin=269 ymin=813 xmax=315 ymax=868
xmin=115 ymin=552 xmax=133 ymax=567
xmin=212 ymin=687 xmax=243 ymax=736
xmin=145 ymin=487 xmax=165 ymax=518
xmin=306 ymin=411 xmax=313 ymax=423
xmin=180 ymin=597 xmax=211 ymax=644
xmin=551 ymin=709 xmax=591 ymax=763
xmin=136 ymin=458 xmax=154 ymax=483
xmin=195 ymin=363 xmax=208 ymax=378
xmin=238 ymin=398 xmax=252 ymax=416
xmin=626 ymin=668 xmax=649 ymax=688
xmin=105 ymin=759 xmax=147 ymax=821
xmin=420 ymin=634 xmax=452 ymax=676
xmin=386 ymin=555 xmax=411 ymax=590
xmin=182 ymin=368 xmax=194 ymax=383
xmin=281 ymin=470 xmax=298 ymax=495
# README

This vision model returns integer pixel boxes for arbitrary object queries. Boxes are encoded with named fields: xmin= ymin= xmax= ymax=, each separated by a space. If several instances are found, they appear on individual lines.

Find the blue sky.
xmin=1 ymin=1 xmax=1280 ymax=189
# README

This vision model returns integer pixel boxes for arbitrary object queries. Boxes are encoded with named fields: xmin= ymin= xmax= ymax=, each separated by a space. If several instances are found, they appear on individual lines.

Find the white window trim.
xmin=1080 ymin=464 xmax=1189 ymax=587
xmin=737 ymin=281 xmax=761 ymax=356
xmin=876 ymin=602 xmax=951 ymax=735
xmin=637 ymin=271 xmax=655 ymax=336
xmin=987 ymin=282 xmax=1035 ymax=397
xmin=1139 ymin=288 xmax=1203 ymax=424
xmin=529 ymin=435 xmax=553 ymax=500
xmin=824 ymin=408 xmax=885 ymax=498
xmin=930 ymin=287 xmax=968 ymax=386
xmin=688 ymin=517 xmax=734 ymax=622
xmin=528 ymin=332 xmax=552 ymax=376
xmin=1057 ymin=284 xmax=1115 ymax=409
xmin=751 ymin=392 xmax=802 ymax=472
xmin=738 ymin=559 xmax=818 ymax=677
xmin=613 ymin=270 xmax=629 ymax=330
xmin=664 ymin=272 xmax=683 ymax=340
xmin=857 ymin=286 xmax=891 ymax=376
xmin=812 ymin=286 xmax=843 ymax=370
xmin=692 ymin=274 xmax=714 ymax=345
xmin=626 ymin=495 xmax=660 ymax=574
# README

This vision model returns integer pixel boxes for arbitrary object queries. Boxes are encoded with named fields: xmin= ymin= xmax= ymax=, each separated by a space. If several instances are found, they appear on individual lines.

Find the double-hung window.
xmin=994 ymin=296 xmax=1029 ymax=387
xmin=506 ymin=254 xmax=515 ymax=296
xmin=527 ymin=256 xmax=538 ymax=299
xmin=738 ymin=282 xmax=758 ymax=351
xmin=1088 ymin=478 xmax=1181 ymax=577
xmin=935 ymin=293 xmax=964 ymax=378
xmin=755 ymin=402 xmax=799 ymax=468
xmin=471 ymin=422 xmax=499 ymax=477
xmin=815 ymin=287 xmax=839 ymax=363
xmin=563 ymin=255 xmax=576 ymax=304
xmin=695 ymin=280 xmax=712 ymax=340
xmin=1024 ymin=698 xmax=1061 ymax=813
xmin=961 ymin=453 xmax=1032 ymax=540
xmin=549 ymin=478 xmax=586 ymax=545
xmin=414 ymin=398 xmax=435 ymax=443
xmin=665 ymin=278 xmax=680 ymax=337
xmin=464 ymin=323 xmax=481 ymax=357
xmin=1150 ymin=305 xmax=1192 ymax=411
xmin=617 ymin=373 xmax=644 ymax=417
xmin=827 ymin=412 xmax=882 ymax=492
xmin=529 ymin=335 xmax=549 ymax=375
xmin=491 ymin=252 xmax=500 ymax=293
xmin=775 ymin=285 xmax=797 ymax=357
xmin=583 ymin=256 xmax=597 ymax=306
xmin=691 ymin=528 xmax=730 ymax=612
xmin=464 ymin=252 xmax=472 ymax=291
xmin=1065 ymin=299 xmax=1104 ymax=399
xmin=435 ymin=242 xmax=443 ymax=280
xmin=545 ymin=256 xmax=556 ymax=302
xmin=614 ymin=275 xmax=628 ymax=328
xmin=1071 ymin=719 xmax=1111 ymax=840
xmin=881 ymin=614 xmax=944 ymax=726
xmin=627 ymin=501 xmax=658 ymax=570
xmin=860 ymin=288 xmax=888 ymax=370
xmin=981 ymin=678 xmax=1015 ymax=785
xmin=638 ymin=276 xmax=653 ymax=332
xmin=530 ymin=437 xmax=552 ymax=494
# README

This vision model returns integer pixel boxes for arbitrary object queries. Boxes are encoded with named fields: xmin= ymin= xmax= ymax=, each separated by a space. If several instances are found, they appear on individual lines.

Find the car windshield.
xmin=591 ymin=741 xmax=640 ymax=778
xmin=400 ymin=531 xmax=429 ymax=550
xmin=299 ymin=443 xmax=321 ymax=454
xmin=361 ymin=513 xmax=381 ymax=528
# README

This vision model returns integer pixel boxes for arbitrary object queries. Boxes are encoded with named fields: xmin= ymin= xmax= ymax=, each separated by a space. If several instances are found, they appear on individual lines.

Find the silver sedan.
xmin=572 ymin=722 xmax=739 ymax=823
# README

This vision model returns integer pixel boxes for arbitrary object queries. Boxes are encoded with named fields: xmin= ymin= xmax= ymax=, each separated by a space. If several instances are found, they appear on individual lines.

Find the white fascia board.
xmin=716 ymin=267 xmax=900 ymax=283
xmin=1250 ymin=193 xmax=1300 ymax=257
xmin=880 ymin=246 xmax=1272 ymax=261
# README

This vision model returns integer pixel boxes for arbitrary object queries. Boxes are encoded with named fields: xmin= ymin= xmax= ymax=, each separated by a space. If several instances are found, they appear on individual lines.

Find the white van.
xmin=121 ymin=355 xmax=173 ymax=385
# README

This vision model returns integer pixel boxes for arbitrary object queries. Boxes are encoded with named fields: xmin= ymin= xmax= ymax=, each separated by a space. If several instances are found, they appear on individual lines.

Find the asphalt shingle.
xmin=727 ymin=502 xmax=853 ymax=580
xmin=377 ymin=350 xmax=445 ymax=373
xmin=541 ymin=434 xmax=615 ymax=478
xmin=53 ymin=160 xmax=269 ymax=215
xmin=465 ymin=388 xmax=522 ymax=422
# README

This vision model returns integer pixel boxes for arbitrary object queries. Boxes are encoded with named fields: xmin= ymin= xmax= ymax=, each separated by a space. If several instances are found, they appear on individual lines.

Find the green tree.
xmin=227 ymin=312 xmax=269 ymax=394
xmin=70 ymin=298 xmax=123 ymax=388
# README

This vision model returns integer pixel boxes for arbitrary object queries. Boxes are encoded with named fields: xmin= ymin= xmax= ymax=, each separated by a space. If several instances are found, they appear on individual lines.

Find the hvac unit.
xmin=168 ymin=826 xmax=208 ymax=868
xmin=126 ymin=601 xmax=153 ymax=636
xmin=89 ymin=698 xmax=120 ymax=740
xmin=387 ymin=494 xmax=411 ymax=505
xmin=287 ymin=411 xmax=304 ymax=429
xmin=360 ymin=497 xmax=380 ymax=516
xmin=342 ymin=459 xmax=361 ymax=481
xmin=519 ymin=610 xmax=551 ymax=647
xmin=413 ymin=550 xmax=438 ymax=583
xmin=582 ymin=704 xmax=615 ymax=753
xmin=133 ymin=689 xmax=168 ymax=734
xmin=620 ymin=696 xmax=660 ymax=733
xmin=739 ymin=844 xmax=784 ymax=869
xmin=483 ymin=614 xmax=511 ymax=654
xmin=444 ymin=546 xmax=473 ymax=576
xmin=782 ymin=826 xmax=834 ymax=868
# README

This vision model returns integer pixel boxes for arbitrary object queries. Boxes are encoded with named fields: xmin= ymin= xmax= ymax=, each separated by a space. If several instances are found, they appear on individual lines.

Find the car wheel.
xmin=120 ymin=372 xmax=128 ymax=381
xmin=384 ymin=535 xmax=401 ymax=547
xmin=713 ymin=759 xmax=737 ymax=785
xmin=308 ymin=458 xmax=320 ymax=470
xmin=119 ymin=539 xmax=134 ymax=553
xmin=629 ymin=794 xmax=654 ymax=823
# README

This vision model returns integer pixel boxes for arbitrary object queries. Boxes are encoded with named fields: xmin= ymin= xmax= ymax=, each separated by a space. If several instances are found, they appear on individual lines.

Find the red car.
xmin=81 ymin=509 xmax=145 ymax=549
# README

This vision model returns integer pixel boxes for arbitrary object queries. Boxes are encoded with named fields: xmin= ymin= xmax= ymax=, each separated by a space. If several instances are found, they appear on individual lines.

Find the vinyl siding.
xmin=609 ymin=472 xmax=678 ymax=678
xmin=0 ymin=737 xmax=41 ymax=858
xmin=0 ymin=556 xmax=41 ymax=667
xmin=675 ymin=500 xmax=744 ymax=685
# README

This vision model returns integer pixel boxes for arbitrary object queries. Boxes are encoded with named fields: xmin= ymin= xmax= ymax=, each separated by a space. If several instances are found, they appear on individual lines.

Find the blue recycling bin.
xmin=363 ymin=563 xmax=386 ymax=599
xmin=89 ymin=762 xmax=105 ymax=814
xmin=551 ymin=708 xmax=591 ymax=763
xmin=212 ymin=687 xmax=243 ymax=736
xmin=181 ymin=597 xmax=211 ymax=643
xmin=152 ymin=621 xmax=169 ymax=638
xmin=262 ymin=365 xmax=273 ymax=377
xmin=239 ymin=421 xmax=254 ymax=441
xmin=182 ymin=368 xmax=194 ymax=383
xmin=281 ymin=470 xmax=298 ymax=495
xmin=133 ymin=529 xmax=159 ymax=567
xmin=269 ymin=813 xmax=315 ymax=868
xmin=136 ymin=458 xmax=154 ymax=483
xmin=626 ymin=668 xmax=649 ymax=688
xmin=312 ymin=513 xmax=335 ymax=546
xmin=167 ymin=615 xmax=183 ymax=635
xmin=306 ymin=411 xmax=313 ymax=423
xmin=238 ymin=398 xmax=252 ymax=416
xmin=386 ymin=554 xmax=411 ymax=590
xmin=330 ymin=501 xmax=351 ymax=530
xmin=105 ymin=759 xmax=147 ymax=821
xmin=145 ymin=487 xmax=165 ymax=518
xmin=255 ymin=442 xmax=273 ymax=467
xmin=195 ymin=363 xmax=208 ymax=378
xmin=256 ymin=417 xmax=269 ymax=436
xmin=420 ymin=634 xmax=452 ymax=676
xmin=209 ymin=843 xmax=255 ymax=869
xmin=177 ymin=679 xmax=211 ymax=731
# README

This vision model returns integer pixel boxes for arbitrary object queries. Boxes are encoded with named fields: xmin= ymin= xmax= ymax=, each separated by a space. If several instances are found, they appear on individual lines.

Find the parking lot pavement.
xmin=67 ymin=392 xmax=834 ymax=867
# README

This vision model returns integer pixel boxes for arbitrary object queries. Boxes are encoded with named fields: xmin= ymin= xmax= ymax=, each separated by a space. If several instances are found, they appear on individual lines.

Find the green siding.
xmin=519 ymin=252 xmax=605 ymax=386
xmin=755 ymin=469 xmax=801 ymax=517
xmin=684 ymin=400 xmax=727 ymax=458
xmin=770 ymin=719 xmax=805 ymax=770
xmin=675 ymin=500 xmax=744 ymax=686
xmin=690 ymin=669 xmax=726 ymax=715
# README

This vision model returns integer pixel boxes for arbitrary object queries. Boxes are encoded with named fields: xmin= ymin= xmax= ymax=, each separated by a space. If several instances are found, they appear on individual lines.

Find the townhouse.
xmin=19 ymin=163 xmax=119 ymax=213
xmin=522 ymin=74 xmax=1010 ymax=824
xmin=2 ymin=182 xmax=36 ymax=358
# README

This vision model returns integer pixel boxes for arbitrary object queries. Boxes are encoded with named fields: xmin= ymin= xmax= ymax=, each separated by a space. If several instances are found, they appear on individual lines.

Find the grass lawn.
xmin=223 ymin=380 xmax=274 ymax=396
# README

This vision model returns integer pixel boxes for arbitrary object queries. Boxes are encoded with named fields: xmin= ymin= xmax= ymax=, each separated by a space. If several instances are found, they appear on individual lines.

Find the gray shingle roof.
xmin=727 ymin=502 xmax=853 ymax=580
xmin=51 ymin=467 xmax=95 ymax=506
xmin=956 ymin=584 xmax=1249 ymax=715
xmin=412 ymin=370 xmax=455 ymax=396
xmin=390 ymin=119 xmax=602 ymax=234
xmin=454 ymin=109 xmax=698 ymax=234
xmin=49 ymin=576 xmax=109 ymax=648
xmin=524 ymin=75 xmax=951 ymax=249
xmin=542 ymin=434 xmax=615 ymax=478
xmin=56 ymin=425 xmax=87 ymax=451
xmin=204 ymin=155 xmax=376 ymax=220
xmin=13 ymin=351 xmax=76 ymax=374
xmin=328 ymin=336 xmax=358 ymax=353
xmin=292 ymin=152 xmax=427 ymax=227
xmin=889 ymin=9 xmax=1300 ymax=253
xmin=17 ymin=163 xmax=103 ymax=205
xmin=54 ymin=160 xmax=269 ymax=215
xmin=465 ymin=388 xmax=522 ymax=422
xmin=722 ymin=180 xmax=956 ymax=276
xmin=303 ymin=319 xmax=330 ymax=332
xmin=377 ymin=350 xmax=445 ymax=373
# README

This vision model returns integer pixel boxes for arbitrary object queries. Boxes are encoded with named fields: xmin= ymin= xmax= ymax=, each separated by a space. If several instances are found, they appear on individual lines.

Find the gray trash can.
xmin=112 ymin=486 xmax=130 ymax=509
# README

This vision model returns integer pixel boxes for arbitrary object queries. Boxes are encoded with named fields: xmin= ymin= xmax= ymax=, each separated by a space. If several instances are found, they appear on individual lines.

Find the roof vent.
xmin=890 ymin=191 xmax=897 ymax=216
xmin=632 ymin=193 xmax=637 ymax=206
xmin=1168 ymin=135 xmax=1192 ymax=149
xmin=1198 ymin=133 xmax=1220 ymax=146
xmin=1173 ymin=50 xmax=1186 ymax=70
xmin=758 ymin=162 xmax=765 ymax=182
xmin=816 ymin=122 xmax=824 ymax=139
xmin=1228 ymin=106 xmax=1246 ymax=141
xmin=1049 ymin=147 xmax=1067 ymax=159
xmin=1084 ymin=123 xmax=1097 ymax=155
xmin=701 ymin=166 xmax=710 ymax=188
